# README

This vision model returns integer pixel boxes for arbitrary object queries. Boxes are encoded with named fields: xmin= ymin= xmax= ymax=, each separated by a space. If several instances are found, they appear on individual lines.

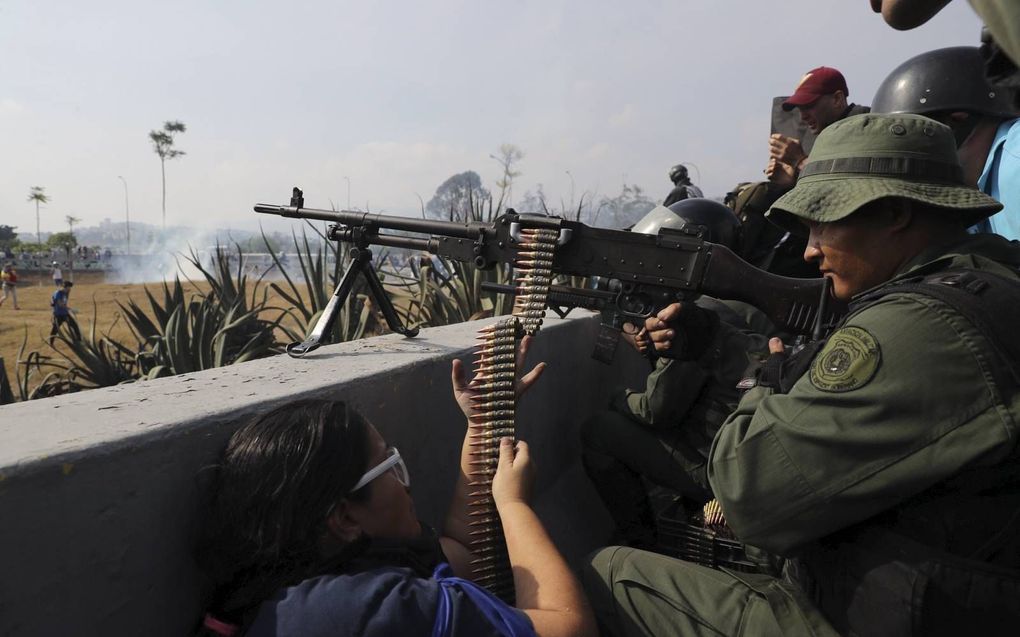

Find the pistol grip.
xmin=591 ymin=324 xmax=620 ymax=364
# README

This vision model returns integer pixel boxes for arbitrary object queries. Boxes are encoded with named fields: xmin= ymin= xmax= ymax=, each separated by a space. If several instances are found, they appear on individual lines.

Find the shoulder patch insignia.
xmin=809 ymin=326 xmax=881 ymax=393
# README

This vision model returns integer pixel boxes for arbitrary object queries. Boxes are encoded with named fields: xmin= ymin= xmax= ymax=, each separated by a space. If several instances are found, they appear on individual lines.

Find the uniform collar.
xmin=892 ymin=233 xmax=1020 ymax=283
xmin=848 ymin=233 xmax=1020 ymax=304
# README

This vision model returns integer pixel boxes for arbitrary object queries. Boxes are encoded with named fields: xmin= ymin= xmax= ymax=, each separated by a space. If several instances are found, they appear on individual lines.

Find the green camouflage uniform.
xmin=581 ymin=298 xmax=774 ymax=546
xmin=585 ymin=114 xmax=1020 ymax=636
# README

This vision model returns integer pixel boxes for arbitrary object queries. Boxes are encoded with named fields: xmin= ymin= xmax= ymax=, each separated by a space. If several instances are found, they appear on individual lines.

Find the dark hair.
xmin=195 ymin=399 xmax=372 ymax=634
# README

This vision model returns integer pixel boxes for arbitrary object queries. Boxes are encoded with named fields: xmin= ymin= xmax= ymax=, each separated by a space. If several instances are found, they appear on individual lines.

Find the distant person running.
xmin=51 ymin=262 xmax=63 ymax=287
xmin=0 ymin=264 xmax=20 ymax=310
xmin=50 ymin=281 xmax=80 ymax=341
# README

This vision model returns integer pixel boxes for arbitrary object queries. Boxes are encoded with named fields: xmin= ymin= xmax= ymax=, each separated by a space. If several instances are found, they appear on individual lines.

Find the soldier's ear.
xmin=887 ymin=200 xmax=914 ymax=233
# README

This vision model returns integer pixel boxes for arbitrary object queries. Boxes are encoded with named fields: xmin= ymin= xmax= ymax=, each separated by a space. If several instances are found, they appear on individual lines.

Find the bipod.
xmin=285 ymin=246 xmax=419 ymax=358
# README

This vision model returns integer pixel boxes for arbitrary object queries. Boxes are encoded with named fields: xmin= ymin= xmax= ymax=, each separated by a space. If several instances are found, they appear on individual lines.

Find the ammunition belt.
xmin=467 ymin=227 xmax=558 ymax=602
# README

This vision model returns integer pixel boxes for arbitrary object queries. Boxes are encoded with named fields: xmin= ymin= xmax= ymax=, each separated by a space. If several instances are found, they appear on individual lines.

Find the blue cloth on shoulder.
xmin=971 ymin=118 xmax=1020 ymax=240
xmin=431 ymin=563 xmax=536 ymax=637
xmin=247 ymin=564 xmax=534 ymax=637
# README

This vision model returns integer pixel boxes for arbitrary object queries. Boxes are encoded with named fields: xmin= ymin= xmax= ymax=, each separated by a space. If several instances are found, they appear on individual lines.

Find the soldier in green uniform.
xmin=582 ymin=199 xmax=777 ymax=548
xmin=584 ymin=113 xmax=1020 ymax=636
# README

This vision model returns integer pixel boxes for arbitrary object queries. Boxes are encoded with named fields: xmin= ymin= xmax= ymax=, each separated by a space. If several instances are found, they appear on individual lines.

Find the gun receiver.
xmin=256 ymin=187 xmax=845 ymax=359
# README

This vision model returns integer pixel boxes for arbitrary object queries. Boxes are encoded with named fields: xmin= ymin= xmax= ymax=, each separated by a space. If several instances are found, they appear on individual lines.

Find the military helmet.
xmin=668 ymin=164 xmax=689 ymax=184
xmin=871 ymin=46 xmax=1018 ymax=119
xmin=768 ymin=113 xmax=1002 ymax=230
xmin=631 ymin=199 xmax=741 ymax=250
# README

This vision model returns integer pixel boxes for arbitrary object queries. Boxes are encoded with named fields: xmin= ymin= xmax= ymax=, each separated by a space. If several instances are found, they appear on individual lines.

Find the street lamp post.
xmin=117 ymin=176 xmax=130 ymax=255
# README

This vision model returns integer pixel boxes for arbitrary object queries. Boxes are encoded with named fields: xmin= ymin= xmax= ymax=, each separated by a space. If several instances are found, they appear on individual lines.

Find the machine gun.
xmin=256 ymin=188 xmax=845 ymax=360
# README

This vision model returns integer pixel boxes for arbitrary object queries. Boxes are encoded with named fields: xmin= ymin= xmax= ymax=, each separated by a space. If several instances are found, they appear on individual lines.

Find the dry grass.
xmin=0 ymin=271 xmax=307 ymax=393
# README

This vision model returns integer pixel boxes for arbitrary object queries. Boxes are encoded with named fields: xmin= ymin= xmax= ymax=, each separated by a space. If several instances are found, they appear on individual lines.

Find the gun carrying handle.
xmin=509 ymin=222 xmax=573 ymax=246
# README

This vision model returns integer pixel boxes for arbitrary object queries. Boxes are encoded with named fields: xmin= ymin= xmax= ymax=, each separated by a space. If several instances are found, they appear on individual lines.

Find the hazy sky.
xmin=1 ymin=0 xmax=983 ymax=235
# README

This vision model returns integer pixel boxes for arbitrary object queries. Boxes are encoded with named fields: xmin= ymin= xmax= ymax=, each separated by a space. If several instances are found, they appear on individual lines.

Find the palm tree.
xmin=27 ymin=186 xmax=48 ymax=245
xmin=148 ymin=120 xmax=187 ymax=231
xmin=65 ymin=215 xmax=81 ymax=279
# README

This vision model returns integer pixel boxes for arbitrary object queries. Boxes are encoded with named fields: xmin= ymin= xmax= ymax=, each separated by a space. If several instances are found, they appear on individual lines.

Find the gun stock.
xmin=698 ymin=244 xmax=844 ymax=334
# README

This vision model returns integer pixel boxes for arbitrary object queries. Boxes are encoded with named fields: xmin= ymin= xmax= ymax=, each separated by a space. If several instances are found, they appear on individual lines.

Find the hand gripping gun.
xmin=256 ymin=188 xmax=845 ymax=360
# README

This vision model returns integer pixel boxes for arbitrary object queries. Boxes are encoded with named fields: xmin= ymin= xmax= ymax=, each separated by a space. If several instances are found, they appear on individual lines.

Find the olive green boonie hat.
xmin=767 ymin=113 xmax=1002 ymax=230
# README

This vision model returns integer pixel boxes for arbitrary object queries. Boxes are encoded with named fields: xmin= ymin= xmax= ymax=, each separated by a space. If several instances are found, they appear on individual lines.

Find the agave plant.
xmin=116 ymin=277 xmax=186 ymax=378
xmin=261 ymin=224 xmax=376 ymax=346
xmin=0 ymin=357 xmax=14 ymax=404
xmin=13 ymin=329 xmax=68 ymax=400
xmin=385 ymin=255 xmax=513 ymax=329
xmin=117 ymin=245 xmax=288 ymax=378
xmin=46 ymin=299 xmax=138 ymax=389
xmin=117 ymin=277 xmax=187 ymax=348
xmin=182 ymin=245 xmax=287 ymax=361
xmin=146 ymin=291 xmax=280 ymax=375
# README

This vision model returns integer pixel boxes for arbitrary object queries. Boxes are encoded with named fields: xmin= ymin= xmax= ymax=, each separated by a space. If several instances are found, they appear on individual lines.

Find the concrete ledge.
xmin=0 ymin=313 xmax=647 ymax=636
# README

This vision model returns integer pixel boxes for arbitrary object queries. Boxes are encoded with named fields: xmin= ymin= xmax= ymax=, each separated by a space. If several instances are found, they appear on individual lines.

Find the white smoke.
xmin=96 ymin=225 xmax=297 ymax=285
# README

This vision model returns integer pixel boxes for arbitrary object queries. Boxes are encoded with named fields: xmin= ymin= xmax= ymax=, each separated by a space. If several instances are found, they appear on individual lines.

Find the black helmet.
xmin=872 ymin=46 xmax=1018 ymax=119
xmin=631 ymin=199 xmax=741 ymax=250
xmin=668 ymin=164 xmax=689 ymax=184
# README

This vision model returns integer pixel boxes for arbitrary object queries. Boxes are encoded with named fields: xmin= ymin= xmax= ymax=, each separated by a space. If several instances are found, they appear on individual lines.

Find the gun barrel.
xmin=329 ymin=227 xmax=432 ymax=252
xmin=255 ymin=204 xmax=489 ymax=239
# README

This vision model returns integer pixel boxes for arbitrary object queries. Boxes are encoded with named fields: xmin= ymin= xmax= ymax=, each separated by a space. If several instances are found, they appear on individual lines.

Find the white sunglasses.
xmin=350 ymin=447 xmax=410 ymax=492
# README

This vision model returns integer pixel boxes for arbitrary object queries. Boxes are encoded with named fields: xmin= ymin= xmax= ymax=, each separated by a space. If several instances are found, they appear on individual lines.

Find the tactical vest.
xmin=788 ymin=268 xmax=1020 ymax=636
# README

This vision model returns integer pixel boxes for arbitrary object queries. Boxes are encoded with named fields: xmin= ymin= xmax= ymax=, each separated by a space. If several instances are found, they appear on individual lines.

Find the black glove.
xmin=737 ymin=339 xmax=826 ymax=394
xmin=757 ymin=348 xmax=788 ymax=390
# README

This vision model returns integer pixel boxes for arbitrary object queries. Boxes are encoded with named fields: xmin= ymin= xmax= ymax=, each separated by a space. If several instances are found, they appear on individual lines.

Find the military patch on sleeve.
xmin=809 ymin=326 xmax=881 ymax=393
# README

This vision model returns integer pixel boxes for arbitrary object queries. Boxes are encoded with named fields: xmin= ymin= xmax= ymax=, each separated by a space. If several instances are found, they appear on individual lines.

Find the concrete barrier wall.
xmin=0 ymin=314 xmax=648 ymax=636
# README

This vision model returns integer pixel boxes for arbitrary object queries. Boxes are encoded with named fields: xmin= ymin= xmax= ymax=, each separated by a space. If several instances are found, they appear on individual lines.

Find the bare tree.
xmin=518 ymin=184 xmax=551 ymax=215
xmin=148 ymin=120 xmax=187 ymax=231
xmin=517 ymin=179 xmax=646 ymax=228
xmin=597 ymin=183 xmax=655 ymax=229
xmin=490 ymin=143 xmax=524 ymax=214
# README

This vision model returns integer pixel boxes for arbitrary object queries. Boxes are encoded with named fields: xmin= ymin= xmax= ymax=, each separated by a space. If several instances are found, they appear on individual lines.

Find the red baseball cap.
xmin=781 ymin=67 xmax=849 ymax=111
